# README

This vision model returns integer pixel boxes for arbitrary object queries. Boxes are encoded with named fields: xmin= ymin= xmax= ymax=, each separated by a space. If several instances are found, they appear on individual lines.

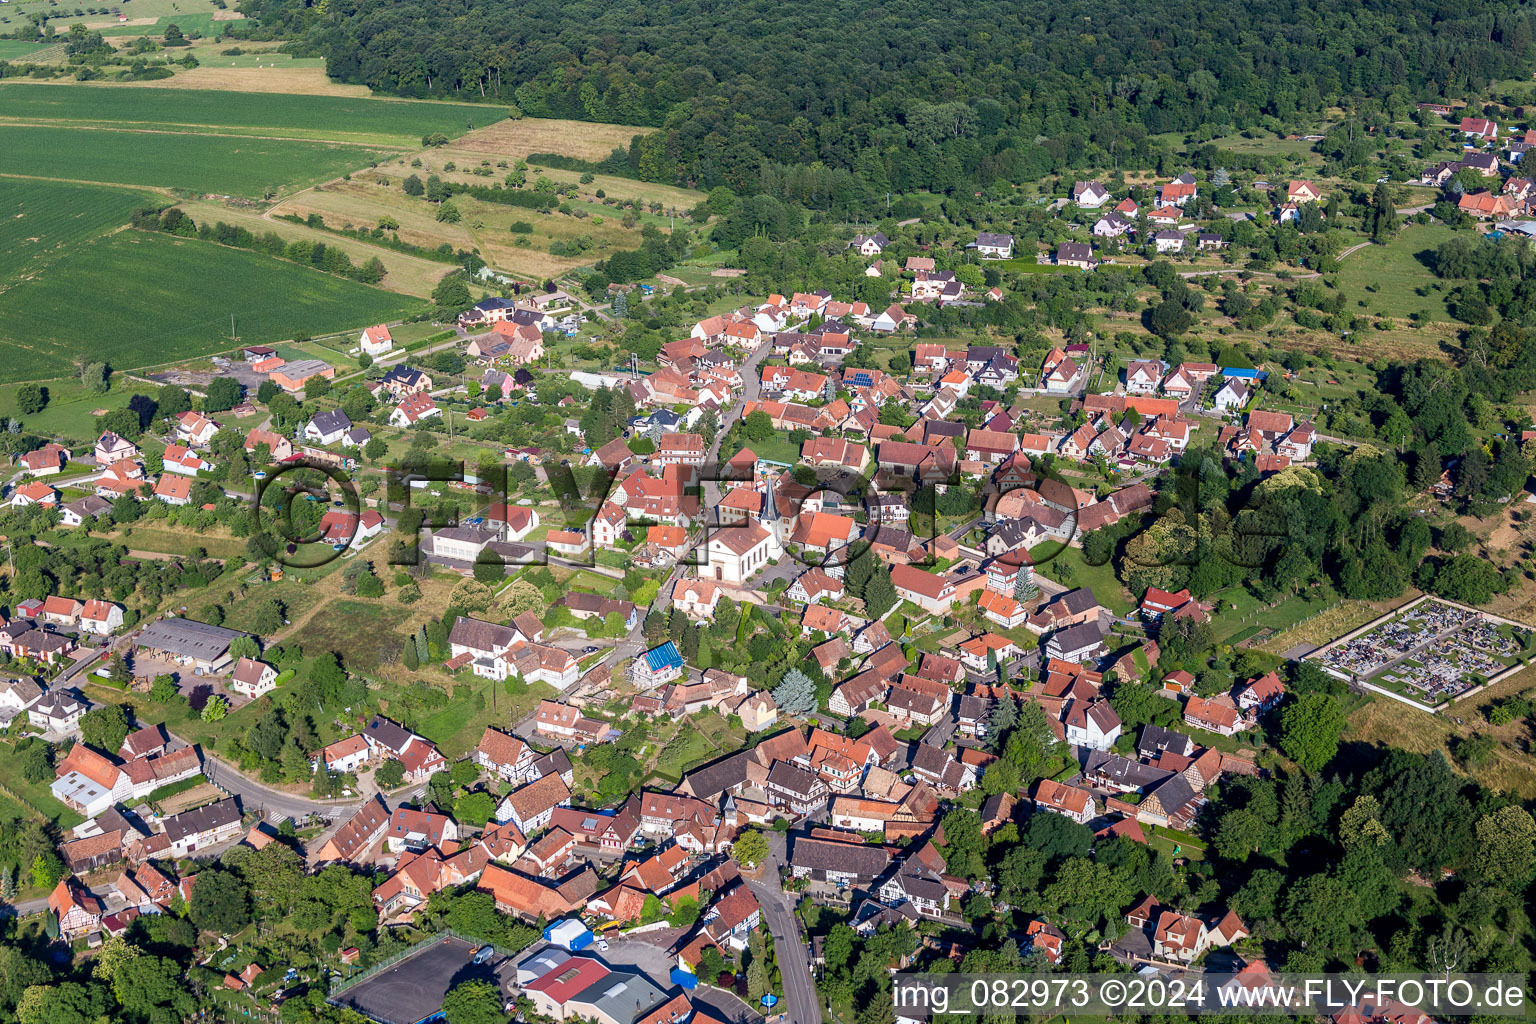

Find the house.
xmin=28 ymin=686 xmax=89 ymax=732
xmin=60 ymin=494 xmax=112 ymax=527
xmin=1184 ymin=695 xmax=1248 ymax=736
xmin=1157 ymin=172 xmax=1198 ymax=207
xmin=51 ymin=745 xmax=130 ymax=817
xmin=1125 ymin=360 xmax=1164 ymax=394
xmin=496 ymin=772 xmax=572 ymax=833
xmin=1213 ymin=378 xmax=1247 ymax=410
xmin=1044 ymin=620 xmax=1109 ymax=664
xmin=1237 ymin=671 xmax=1286 ymax=712
xmin=674 ymin=578 xmax=723 ymax=619
xmin=1093 ymin=211 xmax=1133 ymax=238
xmin=161 ymin=444 xmax=209 ymax=477
xmin=1073 ymin=181 xmax=1110 ymax=207
xmin=95 ymin=431 xmax=139 ymax=465
xmin=1041 ymin=349 xmax=1084 ymax=393
xmin=386 ymin=806 xmax=460 ymax=854
xmin=314 ymin=734 xmax=371 ymax=775
xmin=314 ymin=795 xmax=390 ymax=863
xmin=974 ymin=232 xmax=1014 ymax=258
xmin=161 ymin=798 xmax=243 ymax=856
xmin=476 ymin=727 xmax=539 ymax=784
xmin=1025 ymin=920 xmax=1067 ymax=964
xmin=850 ymin=232 xmax=889 ymax=256
xmin=632 ymin=641 xmax=685 ymax=689
xmin=360 ymin=324 xmax=394 ymax=356
xmin=228 ymin=657 xmax=278 ymax=699
xmin=1460 ymin=116 xmax=1498 ymax=140
xmin=1056 ymin=242 xmax=1094 ymax=270
xmin=19 ymin=444 xmax=67 ymax=477
xmin=1287 ymin=180 xmax=1321 ymax=203
xmin=1152 ymin=230 xmax=1184 ymax=253
xmin=304 ymin=409 xmax=353 ymax=446
xmin=977 ymin=590 xmax=1029 ymax=629
xmin=786 ymin=568 xmax=845 ymax=606
xmin=11 ymin=481 xmax=58 ymax=508
xmin=376 ymin=366 xmax=431 ymax=398
xmin=390 ymin=393 xmax=441 ymax=427
xmin=890 ymin=565 xmax=956 ymax=614
xmin=1033 ymin=778 xmax=1097 ymax=824
xmin=176 ymin=411 xmax=220 ymax=446
xmin=153 ymin=474 xmax=193 ymax=505
xmin=870 ymin=303 xmax=915 ymax=333
xmin=1063 ymin=699 xmax=1122 ymax=751
xmin=765 ymin=760 xmax=829 ymax=816
xmin=50 ymin=879 xmax=103 ymax=940
xmin=789 ymin=835 xmax=891 ymax=887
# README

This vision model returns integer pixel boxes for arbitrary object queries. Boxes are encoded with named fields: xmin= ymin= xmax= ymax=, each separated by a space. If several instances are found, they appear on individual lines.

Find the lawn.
xmin=1334 ymin=222 xmax=1461 ymax=321
xmin=0 ymin=82 xmax=503 ymax=148
xmin=0 ymin=123 xmax=387 ymax=197
xmin=0 ymin=230 xmax=418 ymax=383
xmin=0 ymin=742 xmax=83 ymax=827
xmin=0 ymin=377 xmax=140 ymax=442
xmin=0 ymin=178 xmax=149 ymax=279
xmin=1028 ymin=543 xmax=1134 ymax=616
xmin=1207 ymin=588 xmax=1330 ymax=644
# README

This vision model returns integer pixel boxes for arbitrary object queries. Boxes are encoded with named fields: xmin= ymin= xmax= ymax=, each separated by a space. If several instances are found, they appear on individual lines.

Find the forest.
xmin=243 ymin=0 xmax=1536 ymax=200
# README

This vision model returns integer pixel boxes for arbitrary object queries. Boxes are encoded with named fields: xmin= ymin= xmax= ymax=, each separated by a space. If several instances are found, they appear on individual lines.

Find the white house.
xmin=229 ymin=657 xmax=279 ymax=699
xmin=390 ymin=393 xmax=441 ymax=427
xmin=1152 ymin=230 xmax=1185 ymax=253
xmin=1063 ymin=699 xmax=1122 ymax=751
xmin=304 ymin=409 xmax=353 ymax=446
xmin=1073 ymin=181 xmax=1110 ymax=208
xmin=974 ymin=232 xmax=1014 ymax=258
xmin=79 ymin=600 xmax=124 ymax=636
xmin=1213 ymin=378 xmax=1248 ymax=411
xmin=360 ymin=324 xmax=394 ymax=357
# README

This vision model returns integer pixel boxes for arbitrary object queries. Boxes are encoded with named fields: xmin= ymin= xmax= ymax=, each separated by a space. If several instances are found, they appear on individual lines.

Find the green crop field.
xmin=0 ymin=230 xmax=419 ymax=382
xmin=0 ymin=123 xmax=386 ymax=196
xmin=0 ymin=41 xmax=50 ymax=60
xmin=0 ymin=179 xmax=148 ymax=279
xmin=0 ymin=83 xmax=505 ymax=147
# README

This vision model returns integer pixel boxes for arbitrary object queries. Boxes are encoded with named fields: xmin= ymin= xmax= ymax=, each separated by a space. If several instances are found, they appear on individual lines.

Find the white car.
xmin=597 ymin=939 xmax=610 ymax=952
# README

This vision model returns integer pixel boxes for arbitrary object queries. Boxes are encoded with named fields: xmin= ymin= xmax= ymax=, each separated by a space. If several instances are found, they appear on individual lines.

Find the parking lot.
xmin=332 ymin=936 xmax=515 ymax=1024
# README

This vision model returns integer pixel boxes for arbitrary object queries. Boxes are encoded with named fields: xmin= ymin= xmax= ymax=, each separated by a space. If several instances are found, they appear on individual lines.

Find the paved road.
xmin=198 ymin=746 xmax=364 ymax=824
xmin=746 ymin=832 xmax=822 ymax=1024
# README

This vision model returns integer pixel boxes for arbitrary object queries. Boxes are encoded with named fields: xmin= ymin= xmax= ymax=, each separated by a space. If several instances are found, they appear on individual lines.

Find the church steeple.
xmin=760 ymin=470 xmax=780 ymax=524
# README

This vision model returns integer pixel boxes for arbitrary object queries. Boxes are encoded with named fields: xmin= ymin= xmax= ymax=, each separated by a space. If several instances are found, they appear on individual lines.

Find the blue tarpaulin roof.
xmin=643 ymin=641 xmax=683 ymax=671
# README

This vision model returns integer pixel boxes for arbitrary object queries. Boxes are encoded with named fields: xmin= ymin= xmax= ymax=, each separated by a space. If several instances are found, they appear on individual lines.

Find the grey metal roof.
xmin=137 ymin=618 xmax=247 ymax=657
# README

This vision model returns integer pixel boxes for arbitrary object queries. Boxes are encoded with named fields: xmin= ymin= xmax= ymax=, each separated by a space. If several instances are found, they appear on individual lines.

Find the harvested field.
xmin=128 ymin=66 xmax=374 ymax=98
xmin=445 ymin=116 xmax=652 ymax=163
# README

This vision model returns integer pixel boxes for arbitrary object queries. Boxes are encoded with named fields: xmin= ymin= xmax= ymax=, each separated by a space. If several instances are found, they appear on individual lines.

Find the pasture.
xmin=1334 ymin=222 xmax=1459 ymax=321
xmin=0 ymin=178 xmax=148 ymax=280
xmin=0 ymin=230 xmax=417 ymax=382
xmin=0 ymin=82 xmax=502 ymax=147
